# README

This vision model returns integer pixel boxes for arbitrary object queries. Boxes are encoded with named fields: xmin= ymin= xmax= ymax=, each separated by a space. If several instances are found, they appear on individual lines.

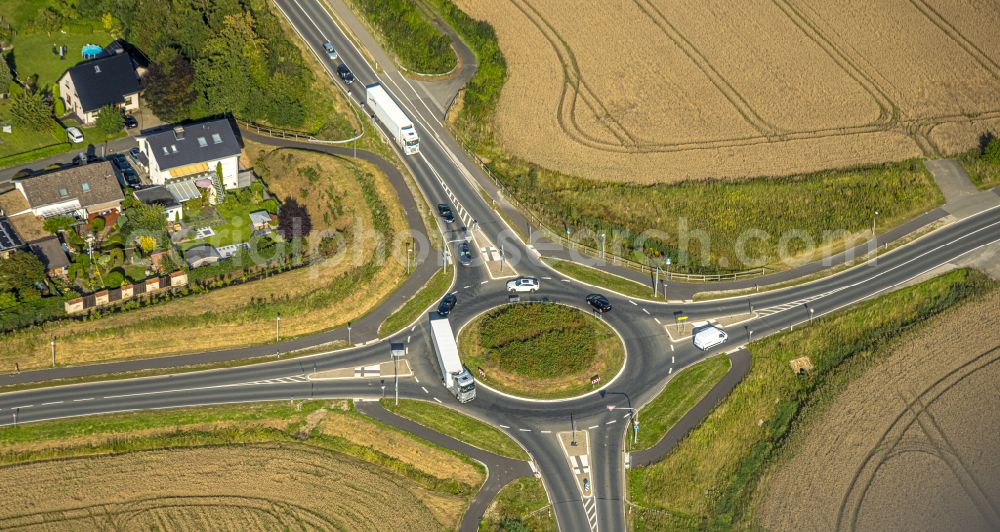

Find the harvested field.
xmin=755 ymin=290 xmax=1000 ymax=531
xmin=0 ymin=444 xmax=441 ymax=530
xmin=456 ymin=0 xmax=1000 ymax=182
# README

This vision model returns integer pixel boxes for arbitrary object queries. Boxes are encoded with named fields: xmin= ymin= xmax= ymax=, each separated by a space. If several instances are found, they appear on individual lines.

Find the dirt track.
xmin=456 ymin=0 xmax=1000 ymax=182
xmin=756 ymin=290 xmax=1000 ymax=531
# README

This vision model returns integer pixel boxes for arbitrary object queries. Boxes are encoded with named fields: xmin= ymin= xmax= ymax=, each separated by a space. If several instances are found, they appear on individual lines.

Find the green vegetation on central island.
xmin=458 ymin=303 xmax=625 ymax=399
xmin=626 ymin=268 xmax=995 ymax=531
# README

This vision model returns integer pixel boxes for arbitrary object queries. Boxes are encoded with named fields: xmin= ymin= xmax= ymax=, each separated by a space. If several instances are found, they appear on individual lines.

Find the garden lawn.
xmin=11 ymin=30 xmax=114 ymax=88
xmin=180 ymin=200 xmax=267 ymax=250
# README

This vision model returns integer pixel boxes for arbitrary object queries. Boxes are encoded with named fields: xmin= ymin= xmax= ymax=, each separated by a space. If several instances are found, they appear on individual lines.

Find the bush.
xmin=43 ymin=216 xmax=77 ymax=234
xmin=52 ymin=83 xmax=65 ymax=116
xmin=90 ymin=216 xmax=106 ymax=233
xmin=104 ymin=270 xmax=124 ymax=288
xmin=984 ymin=135 xmax=1000 ymax=165
xmin=96 ymin=105 xmax=124 ymax=136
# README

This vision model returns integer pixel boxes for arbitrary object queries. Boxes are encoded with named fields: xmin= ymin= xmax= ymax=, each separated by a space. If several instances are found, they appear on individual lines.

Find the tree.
xmin=121 ymin=202 xmax=167 ymax=236
xmin=33 ymin=8 xmax=62 ymax=33
xmin=43 ymin=215 xmax=77 ymax=234
xmin=277 ymin=199 xmax=311 ymax=240
xmin=0 ymin=59 xmax=12 ymax=97
xmin=0 ymin=251 xmax=46 ymax=300
xmin=144 ymin=51 xmax=197 ymax=122
xmin=137 ymin=235 xmax=157 ymax=253
xmin=985 ymin=135 xmax=1000 ymax=165
xmin=9 ymin=88 xmax=52 ymax=131
xmin=52 ymin=83 xmax=65 ymax=116
xmin=96 ymin=105 xmax=124 ymax=136
xmin=104 ymin=269 xmax=124 ymax=288
xmin=90 ymin=216 xmax=106 ymax=233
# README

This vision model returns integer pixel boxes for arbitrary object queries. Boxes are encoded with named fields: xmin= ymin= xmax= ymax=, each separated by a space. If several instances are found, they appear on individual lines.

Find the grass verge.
xmin=458 ymin=303 xmax=625 ymax=399
xmin=480 ymin=477 xmax=556 ymax=531
xmin=957 ymin=150 xmax=1000 ymax=190
xmin=382 ymin=398 xmax=529 ymax=460
xmin=626 ymin=268 xmax=995 ymax=530
xmin=379 ymin=267 xmax=452 ymax=337
xmin=346 ymin=0 xmax=457 ymax=75
xmin=633 ymin=355 xmax=731 ymax=451
xmin=543 ymin=257 xmax=655 ymax=300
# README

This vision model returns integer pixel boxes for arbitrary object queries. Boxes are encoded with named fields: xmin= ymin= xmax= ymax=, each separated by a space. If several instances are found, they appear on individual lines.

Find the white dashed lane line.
xmin=16 ymin=405 xmax=33 ymax=409
xmin=606 ymin=419 xmax=617 ymax=424
xmin=654 ymin=317 xmax=661 ymax=324
xmin=414 ymin=377 xmax=420 ymax=383
xmin=499 ymin=424 xmax=511 ymax=429
xmin=669 ymin=367 xmax=673 ymax=374
xmin=588 ymin=425 xmax=599 ymax=429
xmin=561 ymin=278 xmax=572 ymax=282
xmin=433 ymin=397 xmax=442 ymax=404
xmin=670 ymin=344 xmax=674 ymax=351
xmin=628 ymin=300 xmax=637 ymax=306
xmin=642 ymin=308 xmax=650 ymax=315
xmin=542 ymin=276 xmax=552 ymax=280
xmin=73 ymin=398 xmax=94 ymax=402
xmin=41 ymin=401 xmax=63 ymax=406
xmin=519 ymin=428 xmax=531 ymax=432
xmin=480 ymin=280 xmax=489 ymax=285
xmin=421 ymin=387 xmax=429 ymax=394
xmin=541 ymin=430 xmax=552 ymax=434
xmin=672 ymin=356 xmax=675 ymax=363
xmin=463 ymin=285 xmax=471 ymax=289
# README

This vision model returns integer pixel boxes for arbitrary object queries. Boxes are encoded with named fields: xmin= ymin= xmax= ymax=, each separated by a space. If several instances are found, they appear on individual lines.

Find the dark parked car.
xmin=111 ymin=153 xmax=128 ymax=168
xmin=123 ymin=114 xmax=138 ymax=129
xmin=337 ymin=64 xmax=355 ymax=84
xmin=437 ymin=293 xmax=457 ymax=317
xmin=437 ymin=203 xmax=455 ymax=223
xmin=586 ymin=293 xmax=612 ymax=313
xmin=457 ymin=241 xmax=473 ymax=266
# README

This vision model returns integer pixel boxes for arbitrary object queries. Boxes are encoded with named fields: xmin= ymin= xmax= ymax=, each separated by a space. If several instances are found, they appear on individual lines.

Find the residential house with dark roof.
xmin=13 ymin=162 xmax=125 ymax=219
xmin=133 ymin=185 xmax=182 ymax=222
xmin=58 ymin=52 xmax=141 ymax=125
xmin=137 ymin=118 xmax=243 ymax=190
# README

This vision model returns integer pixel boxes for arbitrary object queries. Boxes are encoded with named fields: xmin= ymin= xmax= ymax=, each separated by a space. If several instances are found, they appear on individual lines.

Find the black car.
xmin=586 ymin=293 xmax=612 ymax=313
xmin=437 ymin=203 xmax=455 ymax=223
xmin=437 ymin=293 xmax=457 ymax=317
xmin=111 ymin=153 xmax=128 ymax=169
xmin=123 ymin=114 xmax=138 ymax=129
xmin=457 ymin=241 xmax=473 ymax=266
xmin=337 ymin=64 xmax=355 ymax=84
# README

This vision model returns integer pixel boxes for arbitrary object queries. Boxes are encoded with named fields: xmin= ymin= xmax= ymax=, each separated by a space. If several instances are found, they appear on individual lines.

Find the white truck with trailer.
xmin=693 ymin=324 xmax=728 ymax=350
xmin=429 ymin=315 xmax=476 ymax=402
xmin=365 ymin=83 xmax=419 ymax=155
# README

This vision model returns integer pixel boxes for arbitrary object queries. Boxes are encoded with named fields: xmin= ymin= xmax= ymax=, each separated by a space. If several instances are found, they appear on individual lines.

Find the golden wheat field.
xmin=754 ymin=290 xmax=1000 ymax=530
xmin=456 ymin=0 xmax=1000 ymax=182
xmin=0 ymin=443 xmax=443 ymax=530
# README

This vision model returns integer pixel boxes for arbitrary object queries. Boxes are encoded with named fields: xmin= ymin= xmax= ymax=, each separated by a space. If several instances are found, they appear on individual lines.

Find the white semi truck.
xmin=365 ymin=83 xmax=419 ymax=155
xmin=429 ymin=315 xmax=476 ymax=403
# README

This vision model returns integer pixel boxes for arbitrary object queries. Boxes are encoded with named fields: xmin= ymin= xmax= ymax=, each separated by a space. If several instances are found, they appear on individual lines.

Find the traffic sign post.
xmin=391 ymin=343 xmax=405 ymax=406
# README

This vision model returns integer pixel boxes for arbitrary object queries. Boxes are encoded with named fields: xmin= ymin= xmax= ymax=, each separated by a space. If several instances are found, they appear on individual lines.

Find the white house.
xmin=137 ymin=119 xmax=242 ymax=190
xmin=58 ymin=52 xmax=140 ymax=125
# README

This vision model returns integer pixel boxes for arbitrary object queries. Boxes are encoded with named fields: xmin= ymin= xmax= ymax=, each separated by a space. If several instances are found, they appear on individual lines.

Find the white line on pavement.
xmin=669 ymin=367 xmax=673 ymax=374
xmin=606 ymin=419 xmax=617 ymax=424
xmin=670 ymin=344 xmax=674 ymax=351
xmin=480 ymin=280 xmax=489 ymax=285
xmin=655 ymin=317 xmax=661 ymax=324
xmin=421 ymin=386 xmax=429 ymax=394
xmin=541 ymin=430 xmax=552 ymax=434
xmin=542 ymin=276 xmax=552 ymax=280
xmin=628 ymin=300 xmax=637 ymax=306
xmin=588 ymin=425 xmax=599 ymax=429
xmin=73 ymin=398 xmax=94 ymax=402
xmin=41 ymin=401 xmax=63 ymax=406
xmin=499 ymin=424 xmax=510 ymax=429
xmin=433 ymin=397 xmax=442 ymax=403
xmin=414 ymin=377 xmax=420 ymax=383
xmin=519 ymin=428 xmax=531 ymax=432
xmin=642 ymin=308 xmax=650 ymax=314
xmin=463 ymin=285 xmax=471 ymax=289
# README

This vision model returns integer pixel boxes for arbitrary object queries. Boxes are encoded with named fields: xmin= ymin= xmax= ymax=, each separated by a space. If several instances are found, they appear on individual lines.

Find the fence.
xmin=444 ymin=125 xmax=771 ymax=283
xmin=235 ymin=118 xmax=363 ymax=146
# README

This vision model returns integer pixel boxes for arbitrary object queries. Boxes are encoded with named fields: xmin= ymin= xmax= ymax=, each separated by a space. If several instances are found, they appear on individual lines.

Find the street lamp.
xmin=275 ymin=314 xmax=280 ymax=343
xmin=748 ymin=329 xmax=754 ymax=346
xmin=608 ymin=405 xmax=639 ymax=445
xmin=872 ymin=209 xmax=879 ymax=248
xmin=391 ymin=343 xmax=405 ymax=406
xmin=347 ymin=321 xmax=352 ymax=345
xmin=600 ymin=233 xmax=606 ymax=260
xmin=809 ymin=307 xmax=815 ymax=325
xmin=406 ymin=243 xmax=412 ymax=275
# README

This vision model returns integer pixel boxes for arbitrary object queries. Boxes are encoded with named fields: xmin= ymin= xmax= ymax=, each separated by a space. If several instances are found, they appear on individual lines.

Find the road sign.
xmin=677 ymin=315 xmax=688 ymax=322
xmin=666 ymin=257 xmax=671 ymax=265
xmin=590 ymin=374 xmax=601 ymax=385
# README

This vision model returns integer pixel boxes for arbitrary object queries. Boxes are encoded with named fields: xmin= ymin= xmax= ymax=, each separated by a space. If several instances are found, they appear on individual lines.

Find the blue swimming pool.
xmin=81 ymin=44 xmax=102 ymax=59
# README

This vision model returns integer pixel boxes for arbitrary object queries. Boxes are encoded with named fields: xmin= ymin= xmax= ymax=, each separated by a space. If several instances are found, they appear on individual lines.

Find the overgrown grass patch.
xmin=458 ymin=302 xmax=624 ymax=399
xmin=348 ymin=0 xmax=456 ymax=75
xmin=382 ymin=398 xmax=528 ymax=460
xmin=957 ymin=150 xmax=1000 ymax=189
xmin=479 ymin=477 xmax=556 ymax=531
xmin=627 ymin=268 xmax=994 ymax=530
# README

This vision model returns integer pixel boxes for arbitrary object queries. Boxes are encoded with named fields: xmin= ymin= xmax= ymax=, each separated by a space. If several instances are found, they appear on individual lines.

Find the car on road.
xmin=437 ymin=293 xmax=457 ymax=317
xmin=586 ymin=293 xmax=612 ymax=313
xmin=123 ymin=114 xmax=138 ymax=129
xmin=66 ymin=127 xmax=84 ymax=144
xmin=457 ymin=241 xmax=473 ymax=266
xmin=506 ymin=276 xmax=540 ymax=293
xmin=322 ymin=41 xmax=338 ymax=60
xmin=437 ymin=203 xmax=455 ymax=223
xmin=337 ymin=64 xmax=355 ymax=84
xmin=72 ymin=152 xmax=99 ymax=165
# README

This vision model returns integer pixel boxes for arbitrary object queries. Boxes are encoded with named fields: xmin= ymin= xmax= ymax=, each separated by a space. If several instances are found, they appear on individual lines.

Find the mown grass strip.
xmin=378 ymin=268 xmax=452 ymax=337
xmin=627 ymin=268 xmax=995 ymax=531
xmin=543 ymin=257 xmax=654 ymax=299
xmin=382 ymin=399 xmax=528 ymax=460
xmin=633 ymin=355 xmax=731 ymax=451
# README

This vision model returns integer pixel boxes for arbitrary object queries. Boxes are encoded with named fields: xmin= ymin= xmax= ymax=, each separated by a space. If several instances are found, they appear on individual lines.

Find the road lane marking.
xmin=654 ymin=317 xmax=661 ymax=324
xmin=73 ymin=398 xmax=94 ymax=402
xmin=669 ymin=367 xmax=673 ymax=374
xmin=16 ymin=405 xmax=33 ymax=409
xmin=499 ymin=424 xmax=510 ymax=429
xmin=421 ymin=386 xmax=429 ymax=394
xmin=588 ymin=425 xmax=599 ymax=429
xmin=413 ymin=377 xmax=419 ymax=383
xmin=642 ymin=308 xmax=650 ymax=314
xmin=542 ymin=276 xmax=552 ymax=280
xmin=41 ymin=401 xmax=63 ymax=406
xmin=606 ymin=419 xmax=617 ymax=424
xmin=561 ymin=278 xmax=571 ymax=282
xmin=519 ymin=428 xmax=531 ymax=432
xmin=406 ymin=335 xmax=411 ymax=343
xmin=480 ymin=280 xmax=489 ymax=285
xmin=628 ymin=300 xmax=637 ymax=305
xmin=433 ymin=397 xmax=442 ymax=403
xmin=541 ymin=430 xmax=552 ymax=434
xmin=411 ymin=326 xmax=416 ymax=332
xmin=463 ymin=285 xmax=471 ymax=289
xmin=670 ymin=344 xmax=674 ymax=351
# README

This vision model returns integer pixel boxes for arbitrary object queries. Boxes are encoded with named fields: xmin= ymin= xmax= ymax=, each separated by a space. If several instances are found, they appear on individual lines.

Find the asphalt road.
xmin=1 ymin=2 xmax=1000 ymax=531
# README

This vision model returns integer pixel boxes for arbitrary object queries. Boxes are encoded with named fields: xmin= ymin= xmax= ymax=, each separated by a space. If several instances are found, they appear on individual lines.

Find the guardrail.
xmin=235 ymin=118 xmax=363 ymax=145
xmin=444 ymin=125 xmax=771 ymax=282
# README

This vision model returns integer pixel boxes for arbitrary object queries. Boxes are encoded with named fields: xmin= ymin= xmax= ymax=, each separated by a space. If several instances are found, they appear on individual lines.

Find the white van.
xmin=693 ymin=325 xmax=728 ymax=350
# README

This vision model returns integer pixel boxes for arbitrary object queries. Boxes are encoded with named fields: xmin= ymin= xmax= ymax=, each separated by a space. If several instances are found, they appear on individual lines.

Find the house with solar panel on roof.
xmin=136 ymin=118 xmax=243 ymax=203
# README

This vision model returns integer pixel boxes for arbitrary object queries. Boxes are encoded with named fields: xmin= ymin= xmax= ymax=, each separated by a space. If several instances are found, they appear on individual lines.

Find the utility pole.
xmin=347 ymin=322 xmax=352 ymax=345
xmin=664 ymin=257 xmax=671 ymax=300
xmin=872 ymin=209 xmax=879 ymax=249
xmin=600 ymin=233 xmax=606 ymax=260
xmin=406 ymin=243 xmax=412 ymax=275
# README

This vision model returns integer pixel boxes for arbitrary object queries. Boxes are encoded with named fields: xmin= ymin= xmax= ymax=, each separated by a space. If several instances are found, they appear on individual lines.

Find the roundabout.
xmin=457 ymin=303 xmax=625 ymax=400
